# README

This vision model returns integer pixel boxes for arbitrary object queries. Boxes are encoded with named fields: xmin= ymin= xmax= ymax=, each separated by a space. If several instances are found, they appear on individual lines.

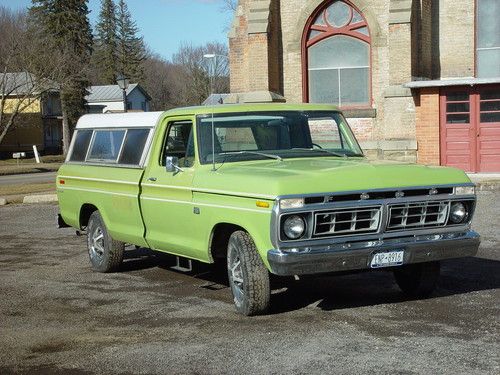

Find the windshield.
xmin=197 ymin=111 xmax=363 ymax=164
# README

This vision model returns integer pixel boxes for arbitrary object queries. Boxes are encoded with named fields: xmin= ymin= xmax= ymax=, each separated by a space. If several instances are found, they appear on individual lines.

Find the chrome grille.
xmin=387 ymin=201 xmax=449 ymax=230
xmin=314 ymin=206 xmax=381 ymax=237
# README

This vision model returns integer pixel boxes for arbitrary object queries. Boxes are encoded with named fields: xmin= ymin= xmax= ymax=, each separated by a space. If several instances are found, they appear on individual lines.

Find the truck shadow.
xmin=119 ymin=248 xmax=500 ymax=315
xmin=268 ymin=256 xmax=500 ymax=314
xmin=120 ymin=246 xmax=230 ymax=286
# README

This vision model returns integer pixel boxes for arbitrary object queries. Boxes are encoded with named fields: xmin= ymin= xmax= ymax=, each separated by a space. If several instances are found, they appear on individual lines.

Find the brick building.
xmin=228 ymin=0 xmax=500 ymax=172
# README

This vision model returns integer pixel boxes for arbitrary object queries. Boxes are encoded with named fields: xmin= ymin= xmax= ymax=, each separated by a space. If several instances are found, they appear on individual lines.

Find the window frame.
xmin=301 ymin=0 xmax=372 ymax=109
xmin=195 ymin=111 xmax=364 ymax=165
xmin=86 ymin=129 xmax=127 ymax=163
xmin=66 ymin=127 xmax=153 ymax=168
xmin=159 ymin=120 xmax=195 ymax=168
xmin=475 ymin=0 xmax=500 ymax=78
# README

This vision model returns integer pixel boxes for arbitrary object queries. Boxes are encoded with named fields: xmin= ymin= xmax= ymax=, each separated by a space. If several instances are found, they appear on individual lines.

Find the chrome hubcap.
xmin=228 ymin=248 xmax=244 ymax=304
xmin=89 ymin=227 xmax=105 ymax=264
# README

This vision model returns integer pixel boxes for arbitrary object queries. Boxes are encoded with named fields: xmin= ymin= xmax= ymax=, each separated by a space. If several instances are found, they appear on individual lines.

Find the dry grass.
xmin=0 ymin=155 xmax=65 ymax=165
xmin=0 ymin=163 xmax=61 ymax=176
xmin=0 ymin=182 xmax=55 ymax=196
xmin=0 ymin=155 xmax=63 ymax=175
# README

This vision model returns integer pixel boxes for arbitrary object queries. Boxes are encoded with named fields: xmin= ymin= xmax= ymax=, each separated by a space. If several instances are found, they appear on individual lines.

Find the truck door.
xmin=140 ymin=117 xmax=200 ymax=259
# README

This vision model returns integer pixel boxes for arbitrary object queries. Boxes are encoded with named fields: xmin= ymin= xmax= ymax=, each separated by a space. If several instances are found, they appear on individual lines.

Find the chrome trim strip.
xmin=57 ymin=186 xmax=136 ymax=198
xmin=141 ymin=183 xmax=275 ymax=200
xmin=140 ymin=196 xmax=271 ymax=214
xmin=62 ymin=161 xmax=144 ymax=169
xmin=57 ymin=175 xmax=138 ymax=185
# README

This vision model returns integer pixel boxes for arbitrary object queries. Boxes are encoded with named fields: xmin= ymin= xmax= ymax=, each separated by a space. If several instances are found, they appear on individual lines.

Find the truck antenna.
xmin=211 ymin=106 xmax=215 ymax=172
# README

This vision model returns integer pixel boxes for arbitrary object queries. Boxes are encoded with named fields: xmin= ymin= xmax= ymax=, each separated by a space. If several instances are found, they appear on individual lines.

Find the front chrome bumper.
xmin=267 ymin=230 xmax=480 ymax=276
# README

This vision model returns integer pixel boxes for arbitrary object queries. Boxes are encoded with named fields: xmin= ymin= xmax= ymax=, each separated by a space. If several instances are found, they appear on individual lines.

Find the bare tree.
xmin=172 ymin=43 xmax=210 ymax=105
xmin=142 ymin=51 xmax=186 ymax=110
xmin=171 ymin=41 xmax=229 ymax=106
xmin=0 ymin=7 xmax=61 ymax=148
xmin=221 ymin=0 xmax=238 ymax=13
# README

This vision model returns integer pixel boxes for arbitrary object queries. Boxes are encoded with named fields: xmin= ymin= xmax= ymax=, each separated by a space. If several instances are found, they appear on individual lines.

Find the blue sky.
xmin=0 ymin=0 xmax=232 ymax=60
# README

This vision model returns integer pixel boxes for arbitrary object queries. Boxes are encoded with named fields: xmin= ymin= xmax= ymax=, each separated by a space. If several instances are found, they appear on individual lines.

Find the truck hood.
xmin=193 ymin=158 xmax=471 ymax=199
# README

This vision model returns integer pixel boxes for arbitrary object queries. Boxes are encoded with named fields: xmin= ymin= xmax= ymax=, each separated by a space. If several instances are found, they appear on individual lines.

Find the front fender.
xmin=193 ymin=192 xmax=274 ymax=268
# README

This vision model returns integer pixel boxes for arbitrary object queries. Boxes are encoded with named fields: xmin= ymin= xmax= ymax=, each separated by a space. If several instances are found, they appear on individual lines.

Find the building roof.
xmin=203 ymin=93 xmax=230 ymax=106
xmin=0 ymin=72 xmax=58 ymax=96
xmin=85 ymin=83 xmax=151 ymax=103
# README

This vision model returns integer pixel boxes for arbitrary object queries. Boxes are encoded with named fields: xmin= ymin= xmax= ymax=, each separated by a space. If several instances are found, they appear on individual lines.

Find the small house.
xmin=85 ymin=84 xmax=151 ymax=114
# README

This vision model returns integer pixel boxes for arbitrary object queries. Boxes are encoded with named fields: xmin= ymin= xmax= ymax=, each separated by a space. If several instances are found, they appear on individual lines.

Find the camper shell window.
xmin=119 ymin=129 xmax=150 ymax=165
xmin=68 ymin=128 xmax=151 ymax=167
xmin=88 ymin=130 xmax=126 ymax=162
xmin=69 ymin=130 xmax=93 ymax=162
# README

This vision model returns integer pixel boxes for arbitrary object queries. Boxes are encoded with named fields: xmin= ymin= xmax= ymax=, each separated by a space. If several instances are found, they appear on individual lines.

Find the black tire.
xmin=393 ymin=261 xmax=440 ymax=297
xmin=227 ymin=231 xmax=270 ymax=316
xmin=87 ymin=211 xmax=124 ymax=273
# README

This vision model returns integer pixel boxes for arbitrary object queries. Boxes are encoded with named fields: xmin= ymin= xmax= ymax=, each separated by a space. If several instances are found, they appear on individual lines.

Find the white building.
xmin=86 ymin=84 xmax=151 ymax=114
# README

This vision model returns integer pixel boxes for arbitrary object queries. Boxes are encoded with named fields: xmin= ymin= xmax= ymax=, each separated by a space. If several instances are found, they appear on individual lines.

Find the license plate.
xmin=370 ymin=250 xmax=404 ymax=268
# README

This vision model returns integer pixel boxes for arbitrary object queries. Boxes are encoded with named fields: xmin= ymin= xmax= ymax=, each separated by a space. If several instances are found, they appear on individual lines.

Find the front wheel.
xmin=227 ymin=231 xmax=270 ymax=316
xmin=87 ymin=211 xmax=124 ymax=273
xmin=393 ymin=261 xmax=440 ymax=297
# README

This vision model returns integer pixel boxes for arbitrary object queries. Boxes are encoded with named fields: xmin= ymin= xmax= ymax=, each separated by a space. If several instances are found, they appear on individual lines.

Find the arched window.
xmin=303 ymin=0 xmax=371 ymax=107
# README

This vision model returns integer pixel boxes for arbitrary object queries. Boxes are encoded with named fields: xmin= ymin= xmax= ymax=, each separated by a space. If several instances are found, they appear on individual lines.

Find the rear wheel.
xmin=393 ymin=261 xmax=440 ymax=297
xmin=87 ymin=211 xmax=124 ymax=273
xmin=227 ymin=231 xmax=270 ymax=316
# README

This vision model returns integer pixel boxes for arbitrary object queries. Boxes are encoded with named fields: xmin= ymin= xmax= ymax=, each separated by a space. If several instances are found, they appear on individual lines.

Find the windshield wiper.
xmin=219 ymin=151 xmax=283 ymax=162
xmin=291 ymin=148 xmax=347 ymax=158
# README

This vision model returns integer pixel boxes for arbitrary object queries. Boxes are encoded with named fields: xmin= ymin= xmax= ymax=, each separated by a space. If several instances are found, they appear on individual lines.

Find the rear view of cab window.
xmin=88 ymin=130 xmax=125 ymax=162
xmin=69 ymin=130 xmax=93 ymax=162
xmin=119 ymin=129 xmax=150 ymax=165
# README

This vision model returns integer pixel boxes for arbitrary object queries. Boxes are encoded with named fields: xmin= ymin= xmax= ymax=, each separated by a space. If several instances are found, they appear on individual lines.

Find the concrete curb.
xmin=22 ymin=194 xmax=58 ymax=204
xmin=475 ymin=181 xmax=500 ymax=192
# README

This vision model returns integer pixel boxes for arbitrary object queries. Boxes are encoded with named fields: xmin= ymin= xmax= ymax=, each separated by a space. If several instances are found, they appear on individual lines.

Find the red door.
xmin=440 ymin=90 xmax=476 ymax=172
xmin=440 ymin=86 xmax=500 ymax=172
xmin=477 ymin=88 xmax=500 ymax=172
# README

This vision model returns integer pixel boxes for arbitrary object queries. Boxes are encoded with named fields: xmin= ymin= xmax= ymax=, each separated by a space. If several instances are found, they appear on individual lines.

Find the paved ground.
xmin=0 ymin=192 xmax=499 ymax=374
xmin=0 ymin=172 xmax=56 ymax=186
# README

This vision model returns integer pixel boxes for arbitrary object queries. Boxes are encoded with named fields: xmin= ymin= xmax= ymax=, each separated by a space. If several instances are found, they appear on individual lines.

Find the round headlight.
xmin=283 ymin=215 xmax=306 ymax=240
xmin=450 ymin=202 xmax=467 ymax=223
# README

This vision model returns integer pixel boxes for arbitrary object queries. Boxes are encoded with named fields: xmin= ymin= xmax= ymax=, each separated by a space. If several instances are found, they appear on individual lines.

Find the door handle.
xmin=148 ymin=177 xmax=157 ymax=182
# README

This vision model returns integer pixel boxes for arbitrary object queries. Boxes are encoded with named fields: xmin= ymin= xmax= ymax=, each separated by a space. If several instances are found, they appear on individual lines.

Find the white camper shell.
xmin=66 ymin=112 xmax=164 ymax=168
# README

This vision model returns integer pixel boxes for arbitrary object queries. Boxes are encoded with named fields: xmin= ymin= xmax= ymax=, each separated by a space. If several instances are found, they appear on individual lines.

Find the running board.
xmin=171 ymin=256 xmax=193 ymax=272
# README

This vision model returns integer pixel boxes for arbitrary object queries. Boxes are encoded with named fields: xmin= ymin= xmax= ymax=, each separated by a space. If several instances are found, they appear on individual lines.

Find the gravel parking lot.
xmin=0 ymin=191 xmax=499 ymax=374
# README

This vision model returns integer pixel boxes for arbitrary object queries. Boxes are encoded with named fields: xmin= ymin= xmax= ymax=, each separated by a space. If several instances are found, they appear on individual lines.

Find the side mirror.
xmin=165 ymin=156 xmax=182 ymax=173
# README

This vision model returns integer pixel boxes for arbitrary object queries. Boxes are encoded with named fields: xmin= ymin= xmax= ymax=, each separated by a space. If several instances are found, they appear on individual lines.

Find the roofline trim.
xmin=405 ymin=77 xmax=500 ymax=89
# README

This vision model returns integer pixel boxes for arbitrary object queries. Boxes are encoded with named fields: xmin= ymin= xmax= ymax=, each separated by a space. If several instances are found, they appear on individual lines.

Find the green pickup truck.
xmin=57 ymin=103 xmax=480 ymax=315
